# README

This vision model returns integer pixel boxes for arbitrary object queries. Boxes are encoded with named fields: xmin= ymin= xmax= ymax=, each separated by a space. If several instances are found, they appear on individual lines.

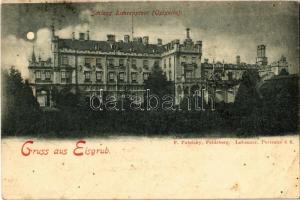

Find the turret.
xmin=31 ymin=45 xmax=36 ymax=63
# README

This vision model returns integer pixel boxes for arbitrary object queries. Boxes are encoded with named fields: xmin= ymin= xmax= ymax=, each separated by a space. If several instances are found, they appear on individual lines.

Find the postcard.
xmin=1 ymin=1 xmax=299 ymax=199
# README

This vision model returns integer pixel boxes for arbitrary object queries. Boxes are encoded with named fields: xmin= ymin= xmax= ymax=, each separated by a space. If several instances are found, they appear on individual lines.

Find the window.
xmin=108 ymin=58 xmax=114 ymax=67
xmin=45 ymin=71 xmax=51 ymax=80
xmin=119 ymin=72 xmax=125 ymax=82
xmin=192 ymin=57 xmax=196 ymax=64
xmin=182 ymin=56 xmax=186 ymax=62
xmin=96 ymin=58 xmax=102 ymax=68
xmin=61 ymin=71 xmax=70 ymax=83
xmin=61 ymin=71 xmax=66 ymax=79
xmin=36 ymin=71 xmax=41 ymax=79
xmin=119 ymin=59 xmax=124 ymax=66
xmin=185 ymin=71 xmax=192 ymax=79
xmin=96 ymin=71 xmax=102 ymax=81
xmin=164 ymin=59 xmax=166 ymax=68
xmin=169 ymin=58 xmax=171 ymax=68
xmin=132 ymin=59 xmax=137 ymax=68
xmin=131 ymin=72 xmax=137 ymax=83
xmin=143 ymin=73 xmax=149 ymax=81
xmin=228 ymin=71 xmax=233 ymax=80
xmin=154 ymin=60 xmax=160 ymax=67
xmin=41 ymin=71 xmax=45 ymax=80
xmin=109 ymin=72 xmax=115 ymax=82
xmin=169 ymin=71 xmax=172 ymax=81
xmin=62 ymin=56 xmax=68 ymax=65
xmin=85 ymin=58 xmax=92 ymax=67
xmin=143 ymin=60 xmax=149 ymax=69
xmin=84 ymin=71 xmax=91 ymax=81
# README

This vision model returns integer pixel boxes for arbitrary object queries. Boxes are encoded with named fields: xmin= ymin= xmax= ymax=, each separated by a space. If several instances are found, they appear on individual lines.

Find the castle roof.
xmin=58 ymin=39 xmax=166 ymax=54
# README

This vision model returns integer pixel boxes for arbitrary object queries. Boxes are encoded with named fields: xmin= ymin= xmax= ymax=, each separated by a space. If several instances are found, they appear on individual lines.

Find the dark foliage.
xmin=144 ymin=62 xmax=174 ymax=97
xmin=233 ymin=70 xmax=298 ymax=136
xmin=1 ymin=68 xmax=41 ymax=136
xmin=2 ymin=68 xmax=298 ymax=138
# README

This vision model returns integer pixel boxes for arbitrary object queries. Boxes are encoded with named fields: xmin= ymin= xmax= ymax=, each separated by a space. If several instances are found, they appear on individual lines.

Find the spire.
xmin=31 ymin=44 xmax=36 ymax=63
xmin=51 ymin=24 xmax=55 ymax=39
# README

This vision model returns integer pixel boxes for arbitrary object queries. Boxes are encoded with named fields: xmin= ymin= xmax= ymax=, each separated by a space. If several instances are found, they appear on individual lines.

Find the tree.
xmin=143 ymin=61 xmax=174 ymax=110
xmin=234 ymin=69 xmax=261 ymax=116
xmin=51 ymin=86 xmax=80 ymax=109
xmin=279 ymin=68 xmax=289 ymax=76
xmin=1 ymin=67 xmax=40 ymax=136
xmin=144 ymin=61 xmax=174 ymax=97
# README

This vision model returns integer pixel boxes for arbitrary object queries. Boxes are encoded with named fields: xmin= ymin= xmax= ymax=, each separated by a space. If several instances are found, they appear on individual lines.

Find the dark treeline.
xmin=1 ymin=67 xmax=298 ymax=138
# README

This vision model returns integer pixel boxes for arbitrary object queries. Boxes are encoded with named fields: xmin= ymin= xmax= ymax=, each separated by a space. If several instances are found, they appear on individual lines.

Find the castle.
xmin=28 ymin=26 xmax=289 ymax=107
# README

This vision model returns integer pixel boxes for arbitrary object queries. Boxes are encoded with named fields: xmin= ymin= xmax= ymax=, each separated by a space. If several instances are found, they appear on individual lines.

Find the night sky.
xmin=1 ymin=2 xmax=299 ymax=77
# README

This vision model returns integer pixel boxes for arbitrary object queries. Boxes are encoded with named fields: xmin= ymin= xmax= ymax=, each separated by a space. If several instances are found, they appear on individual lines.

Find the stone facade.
xmin=28 ymin=27 xmax=202 ymax=107
xmin=28 ymin=26 xmax=289 ymax=107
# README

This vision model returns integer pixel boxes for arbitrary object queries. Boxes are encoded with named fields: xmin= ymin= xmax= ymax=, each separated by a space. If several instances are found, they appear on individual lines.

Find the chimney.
xmin=124 ymin=35 xmax=130 ymax=43
xmin=236 ymin=55 xmax=241 ymax=65
xmin=186 ymin=28 xmax=190 ymax=39
xmin=133 ymin=37 xmax=142 ymax=43
xmin=142 ymin=36 xmax=149 ymax=45
xmin=157 ymin=38 xmax=162 ymax=45
xmin=195 ymin=40 xmax=202 ymax=53
xmin=86 ymin=30 xmax=90 ymax=40
xmin=79 ymin=33 xmax=85 ymax=40
xmin=107 ymin=34 xmax=116 ymax=42
xmin=137 ymin=37 xmax=142 ymax=43
xmin=72 ymin=32 xmax=75 ymax=40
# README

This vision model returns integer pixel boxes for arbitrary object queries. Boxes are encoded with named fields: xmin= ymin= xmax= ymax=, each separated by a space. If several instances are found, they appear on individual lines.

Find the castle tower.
xmin=256 ymin=44 xmax=268 ymax=65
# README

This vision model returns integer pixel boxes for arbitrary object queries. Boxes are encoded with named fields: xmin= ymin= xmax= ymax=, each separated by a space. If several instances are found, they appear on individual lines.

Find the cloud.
xmin=2 ymin=5 xmax=298 ymax=79
xmin=1 ymin=35 xmax=32 ymax=78
xmin=1 ymin=28 xmax=53 ymax=79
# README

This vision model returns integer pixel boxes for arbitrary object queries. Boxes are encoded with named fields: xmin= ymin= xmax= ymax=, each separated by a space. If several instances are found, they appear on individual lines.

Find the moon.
xmin=26 ymin=32 xmax=35 ymax=40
